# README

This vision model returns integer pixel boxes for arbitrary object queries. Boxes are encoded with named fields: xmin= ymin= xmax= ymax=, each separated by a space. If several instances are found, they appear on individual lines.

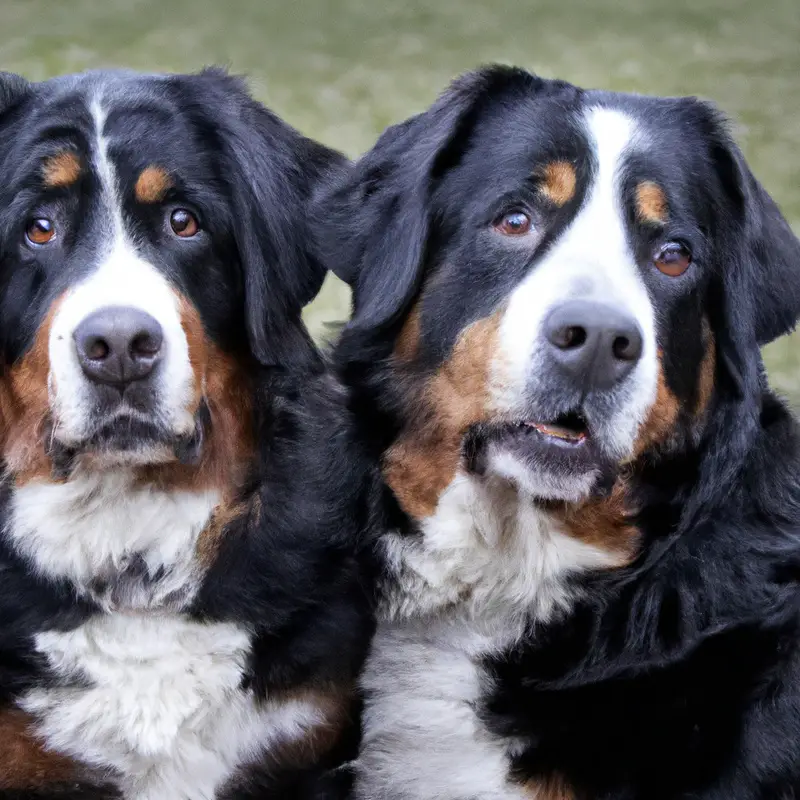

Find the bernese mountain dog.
xmin=317 ymin=65 xmax=800 ymax=798
xmin=0 ymin=69 xmax=372 ymax=799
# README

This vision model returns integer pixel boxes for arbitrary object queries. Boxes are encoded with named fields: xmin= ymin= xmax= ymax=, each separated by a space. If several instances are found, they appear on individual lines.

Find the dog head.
xmin=0 ymin=68 xmax=343 ymax=483
xmin=321 ymin=66 xmax=800 ymax=528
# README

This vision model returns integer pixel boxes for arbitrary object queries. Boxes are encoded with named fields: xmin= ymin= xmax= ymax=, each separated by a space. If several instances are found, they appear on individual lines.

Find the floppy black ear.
xmin=672 ymin=103 xmax=800 ymax=531
xmin=0 ymin=71 xmax=30 ymax=116
xmin=183 ymin=69 xmax=347 ymax=368
xmin=707 ymin=114 xmax=800 ymax=346
xmin=315 ymin=66 xmax=541 ymax=337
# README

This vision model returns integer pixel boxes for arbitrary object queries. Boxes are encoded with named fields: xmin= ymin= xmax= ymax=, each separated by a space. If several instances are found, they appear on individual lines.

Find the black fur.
xmin=318 ymin=65 xmax=800 ymax=798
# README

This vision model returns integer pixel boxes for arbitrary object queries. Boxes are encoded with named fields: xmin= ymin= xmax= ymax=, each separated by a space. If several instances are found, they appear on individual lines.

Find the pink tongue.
xmin=529 ymin=422 xmax=586 ymax=442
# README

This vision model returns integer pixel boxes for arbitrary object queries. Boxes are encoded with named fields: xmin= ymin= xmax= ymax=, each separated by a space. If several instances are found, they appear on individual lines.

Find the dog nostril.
xmin=86 ymin=337 xmax=110 ymax=360
xmin=612 ymin=328 xmax=643 ymax=362
xmin=552 ymin=325 xmax=588 ymax=350
xmin=130 ymin=332 xmax=161 ymax=359
xmin=566 ymin=326 xmax=587 ymax=349
xmin=613 ymin=335 xmax=631 ymax=360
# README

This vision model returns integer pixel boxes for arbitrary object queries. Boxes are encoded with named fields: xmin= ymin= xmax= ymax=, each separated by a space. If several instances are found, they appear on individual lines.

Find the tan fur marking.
xmin=556 ymin=479 xmax=639 ymax=564
xmin=195 ymin=494 xmax=261 ymax=568
xmin=0 ymin=708 xmax=78 ymax=788
xmin=635 ymin=181 xmax=668 ymax=225
xmin=42 ymin=151 xmax=81 ymax=189
xmin=695 ymin=327 xmax=716 ymax=417
xmin=135 ymin=295 xmax=254 ymax=496
xmin=0 ymin=300 xmax=63 ymax=485
xmin=539 ymin=161 xmax=577 ymax=207
xmin=523 ymin=774 xmax=575 ymax=799
xmin=394 ymin=304 xmax=421 ymax=362
xmin=384 ymin=310 xmax=503 ymax=519
xmin=134 ymin=165 xmax=172 ymax=204
xmin=260 ymin=686 xmax=354 ymax=770
xmin=633 ymin=359 xmax=680 ymax=455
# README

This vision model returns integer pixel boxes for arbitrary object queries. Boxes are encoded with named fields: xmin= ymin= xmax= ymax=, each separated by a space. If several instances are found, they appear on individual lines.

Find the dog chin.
xmin=463 ymin=421 xmax=619 ymax=503
xmin=482 ymin=448 xmax=604 ymax=503
xmin=45 ymin=406 xmax=207 ymax=477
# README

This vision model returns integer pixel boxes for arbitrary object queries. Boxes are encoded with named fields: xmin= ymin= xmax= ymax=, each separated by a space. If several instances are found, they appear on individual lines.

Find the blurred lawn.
xmin=2 ymin=0 xmax=798 ymax=401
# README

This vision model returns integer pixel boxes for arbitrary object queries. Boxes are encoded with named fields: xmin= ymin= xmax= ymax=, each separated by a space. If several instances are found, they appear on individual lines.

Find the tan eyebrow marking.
xmin=42 ymin=151 xmax=82 ymax=188
xmin=538 ymin=161 xmax=577 ymax=207
xmin=635 ymin=181 xmax=668 ymax=224
xmin=134 ymin=165 xmax=173 ymax=204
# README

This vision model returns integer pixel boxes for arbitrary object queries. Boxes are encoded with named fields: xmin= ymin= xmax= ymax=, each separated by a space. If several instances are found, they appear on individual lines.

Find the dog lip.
xmin=524 ymin=420 xmax=588 ymax=444
xmin=520 ymin=409 xmax=591 ymax=445
xmin=463 ymin=411 xmax=608 ymax=485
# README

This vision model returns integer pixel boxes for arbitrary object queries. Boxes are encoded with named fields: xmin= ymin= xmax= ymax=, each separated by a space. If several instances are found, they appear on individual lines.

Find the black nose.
xmin=73 ymin=307 xmax=163 ymax=387
xmin=543 ymin=300 xmax=643 ymax=391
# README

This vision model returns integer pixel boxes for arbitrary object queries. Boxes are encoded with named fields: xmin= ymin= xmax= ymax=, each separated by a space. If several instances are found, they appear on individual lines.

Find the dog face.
xmin=0 ymin=69 xmax=341 ymax=480
xmin=322 ymin=67 xmax=800 ymax=520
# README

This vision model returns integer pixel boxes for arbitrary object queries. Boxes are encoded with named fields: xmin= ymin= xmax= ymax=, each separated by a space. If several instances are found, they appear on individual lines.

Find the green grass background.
xmin=2 ymin=0 xmax=798 ymax=401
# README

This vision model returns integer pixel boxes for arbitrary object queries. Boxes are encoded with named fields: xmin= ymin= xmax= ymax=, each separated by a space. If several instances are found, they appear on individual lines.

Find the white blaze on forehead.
xmin=90 ymin=99 xmax=122 ymax=225
xmin=46 ymin=95 xmax=196 ymax=445
xmin=489 ymin=106 xmax=659 ymax=460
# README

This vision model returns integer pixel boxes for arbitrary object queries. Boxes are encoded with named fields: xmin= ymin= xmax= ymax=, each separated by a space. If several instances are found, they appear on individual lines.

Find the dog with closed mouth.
xmin=0 ymin=68 xmax=372 ymax=799
xmin=317 ymin=65 xmax=800 ymax=799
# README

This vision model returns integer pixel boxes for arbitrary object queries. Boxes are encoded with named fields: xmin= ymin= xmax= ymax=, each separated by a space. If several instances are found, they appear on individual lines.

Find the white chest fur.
xmin=22 ymin=614 xmax=325 ymax=800
xmin=7 ymin=471 xmax=325 ymax=798
xmin=381 ymin=471 xmax=618 ymax=624
xmin=358 ymin=472 xmax=618 ymax=800
xmin=357 ymin=619 xmax=531 ymax=800
xmin=6 ymin=470 xmax=219 ymax=609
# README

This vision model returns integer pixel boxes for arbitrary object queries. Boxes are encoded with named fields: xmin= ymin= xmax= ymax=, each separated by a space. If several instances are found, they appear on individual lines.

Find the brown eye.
xmin=654 ymin=242 xmax=691 ymax=277
xmin=25 ymin=218 xmax=56 ymax=246
xmin=494 ymin=211 xmax=532 ymax=236
xmin=169 ymin=209 xmax=199 ymax=238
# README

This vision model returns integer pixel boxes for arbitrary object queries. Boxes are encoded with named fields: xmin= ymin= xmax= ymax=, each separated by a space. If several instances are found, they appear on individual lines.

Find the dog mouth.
xmin=44 ymin=403 xmax=208 ymax=478
xmin=464 ymin=405 xmax=618 ymax=499
xmin=523 ymin=409 xmax=590 ymax=445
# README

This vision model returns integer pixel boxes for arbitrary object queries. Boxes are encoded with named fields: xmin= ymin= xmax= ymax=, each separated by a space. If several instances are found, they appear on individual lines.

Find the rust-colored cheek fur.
xmin=383 ymin=310 xmax=503 ymax=519
xmin=635 ymin=327 xmax=717 ymax=456
xmin=556 ymin=479 xmax=640 ymax=564
xmin=137 ymin=295 xmax=255 ymax=499
xmin=0 ymin=301 xmax=61 ymax=484
xmin=0 ymin=709 xmax=79 ymax=789
xmin=633 ymin=361 xmax=681 ymax=456
xmin=695 ymin=330 xmax=716 ymax=417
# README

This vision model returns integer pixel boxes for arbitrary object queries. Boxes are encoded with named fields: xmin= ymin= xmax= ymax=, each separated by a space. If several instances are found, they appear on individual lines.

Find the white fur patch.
xmin=47 ymin=95 xmax=196 ymax=449
xmin=381 ymin=470 xmax=619 ymax=625
xmin=491 ymin=106 xmax=659 ymax=464
xmin=6 ymin=469 xmax=218 ymax=605
xmin=358 ymin=472 xmax=619 ymax=799
xmin=356 ymin=621 xmax=530 ymax=800
xmin=22 ymin=615 xmax=326 ymax=800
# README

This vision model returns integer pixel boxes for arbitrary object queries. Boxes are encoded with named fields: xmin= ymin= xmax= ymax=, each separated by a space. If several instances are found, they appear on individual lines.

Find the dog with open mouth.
xmin=0 ymin=69 xmax=372 ymax=799
xmin=316 ymin=66 xmax=800 ymax=798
